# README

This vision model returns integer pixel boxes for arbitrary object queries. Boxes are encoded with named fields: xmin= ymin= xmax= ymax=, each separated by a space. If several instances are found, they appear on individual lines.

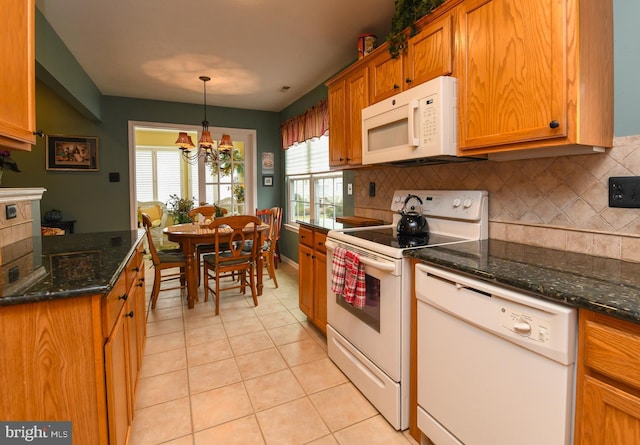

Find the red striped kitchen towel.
xmin=344 ymin=250 xmax=366 ymax=309
xmin=330 ymin=246 xmax=347 ymax=295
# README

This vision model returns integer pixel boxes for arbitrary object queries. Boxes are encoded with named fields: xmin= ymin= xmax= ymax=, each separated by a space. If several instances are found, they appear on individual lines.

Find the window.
xmin=286 ymin=135 xmax=343 ymax=225
xmin=203 ymin=136 xmax=247 ymax=215
xmin=135 ymin=146 xmax=190 ymax=204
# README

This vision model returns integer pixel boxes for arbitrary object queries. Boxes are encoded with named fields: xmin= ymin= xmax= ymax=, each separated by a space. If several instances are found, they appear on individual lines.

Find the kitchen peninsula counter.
xmin=0 ymin=229 xmax=145 ymax=306
xmin=406 ymin=239 xmax=640 ymax=324
xmin=0 ymin=229 xmax=147 ymax=444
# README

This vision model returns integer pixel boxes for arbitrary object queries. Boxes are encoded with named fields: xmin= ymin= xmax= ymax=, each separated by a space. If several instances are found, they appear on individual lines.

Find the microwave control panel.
xmin=421 ymin=95 xmax=438 ymax=147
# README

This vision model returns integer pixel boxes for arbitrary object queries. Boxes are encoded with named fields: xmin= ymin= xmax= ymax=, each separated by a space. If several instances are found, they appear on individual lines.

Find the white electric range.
xmin=324 ymin=189 xmax=488 ymax=430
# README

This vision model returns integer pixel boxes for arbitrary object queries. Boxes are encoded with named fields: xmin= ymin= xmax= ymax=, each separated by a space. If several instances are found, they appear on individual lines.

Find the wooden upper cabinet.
xmin=457 ymin=0 xmax=613 ymax=155
xmin=345 ymin=69 xmax=367 ymax=165
xmin=327 ymin=79 xmax=348 ymax=166
xmin=404 ymin=12 xmax=454 ymax=89
xmin=367 ymin=47 xmax=404 ymax=104
xmin=326 ymin=66 xmax=368 ymax=168
xmin=0 ymin=0 xmax=36 ymax=151
xmin=369 ymin=6 xmax=456 ymax=105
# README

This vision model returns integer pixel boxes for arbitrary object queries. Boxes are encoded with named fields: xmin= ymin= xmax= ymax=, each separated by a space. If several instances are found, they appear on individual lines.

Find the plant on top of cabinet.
xmin=386 ymin=0 xmax=446 ymax=58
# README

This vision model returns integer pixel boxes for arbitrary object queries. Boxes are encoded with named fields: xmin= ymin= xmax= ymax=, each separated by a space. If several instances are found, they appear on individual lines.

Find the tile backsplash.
xmin=354 ymin=135 xmax=640 ymax=262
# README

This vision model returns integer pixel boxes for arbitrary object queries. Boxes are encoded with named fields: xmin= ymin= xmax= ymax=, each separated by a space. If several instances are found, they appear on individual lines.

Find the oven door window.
xmin=335 ymin=273 xmax=381 ymax=332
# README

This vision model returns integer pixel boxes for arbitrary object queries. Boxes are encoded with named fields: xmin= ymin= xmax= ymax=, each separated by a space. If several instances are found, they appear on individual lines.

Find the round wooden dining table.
xmin=163 ymin=222 xmax=269 ymax=309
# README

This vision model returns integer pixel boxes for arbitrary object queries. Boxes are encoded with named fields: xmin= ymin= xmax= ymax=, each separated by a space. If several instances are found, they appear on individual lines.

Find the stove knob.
xmin=463 ymin=199 xmax=473 ymax=208
xmin=453 ymin=198 xmax=461 ymax=208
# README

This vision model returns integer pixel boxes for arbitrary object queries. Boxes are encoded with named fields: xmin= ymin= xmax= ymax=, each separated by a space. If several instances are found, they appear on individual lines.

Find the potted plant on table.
xmin=167 ymin=194 xmax=195 ymax=224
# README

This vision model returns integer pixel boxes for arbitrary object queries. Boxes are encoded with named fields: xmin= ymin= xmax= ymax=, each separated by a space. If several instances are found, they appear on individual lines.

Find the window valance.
xmin=280 ymin=99 xmax=328 ymax=149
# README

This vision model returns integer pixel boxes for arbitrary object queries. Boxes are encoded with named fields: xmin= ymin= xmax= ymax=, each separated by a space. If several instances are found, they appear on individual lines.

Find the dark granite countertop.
xmin=0 ymin=230 xmax=145 ymax=306
xmin=297 ymin=219 xmax=347 ymax=233
xmin=405 ymin=239 xmax=640 ymax=324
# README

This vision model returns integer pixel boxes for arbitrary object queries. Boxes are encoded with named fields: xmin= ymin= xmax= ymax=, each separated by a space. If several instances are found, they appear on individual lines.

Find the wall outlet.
xmin=347 ymin=183 xmax=353 ymax=195
xmin=609 ymin=176 xmax=640 ymax=208
xmin=369 ymin=182 xmax=376 ymax=197
xmin=6 ymin=204 xmax=17 ymax=219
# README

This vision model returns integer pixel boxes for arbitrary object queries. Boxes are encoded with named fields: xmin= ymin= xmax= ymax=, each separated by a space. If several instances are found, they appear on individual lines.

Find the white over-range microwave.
xmin=361 ymin=76 xmax=458 ymax=165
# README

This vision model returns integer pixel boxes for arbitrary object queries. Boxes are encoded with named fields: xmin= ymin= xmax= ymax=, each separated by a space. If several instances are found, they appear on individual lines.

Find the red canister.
xmin=358 ymin=34 xmax=377 ymax=59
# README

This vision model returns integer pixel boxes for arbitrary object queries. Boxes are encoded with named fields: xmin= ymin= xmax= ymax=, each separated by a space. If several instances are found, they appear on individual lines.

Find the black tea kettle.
xmin=397 ymin=194 xmax=429 ymax=236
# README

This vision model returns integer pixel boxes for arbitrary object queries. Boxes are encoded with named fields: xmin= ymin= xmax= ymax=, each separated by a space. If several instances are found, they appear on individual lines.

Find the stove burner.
xmin=395 ymin=233 xmax=430 ymax=248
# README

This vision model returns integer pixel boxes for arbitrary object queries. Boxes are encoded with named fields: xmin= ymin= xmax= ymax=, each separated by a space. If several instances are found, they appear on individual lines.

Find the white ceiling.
xmin=35 ymin=0 xmax=394 ymax=112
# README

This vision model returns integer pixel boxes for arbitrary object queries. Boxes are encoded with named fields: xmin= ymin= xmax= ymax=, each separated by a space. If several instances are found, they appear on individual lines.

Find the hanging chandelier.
xmin=176 ymin=76 xmax=233 ymax=165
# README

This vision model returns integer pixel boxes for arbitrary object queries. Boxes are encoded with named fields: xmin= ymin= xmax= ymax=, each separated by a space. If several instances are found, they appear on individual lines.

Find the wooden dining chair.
xmin=188 ymin=205 xmax=227 ymax=285
xmin=272 ymin=207 xmax=283 ymax=268
xmin=203 ymin=215 xmax=262 ymax=315
xmin=141 ymin=213 xmax=187 ymax=309
xmin=254 ymin=207 xmax=281 ymax=287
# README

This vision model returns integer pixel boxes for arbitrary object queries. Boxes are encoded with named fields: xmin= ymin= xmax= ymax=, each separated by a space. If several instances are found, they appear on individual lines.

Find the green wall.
xmin=614 ymin=0 xmax=640 ymax=137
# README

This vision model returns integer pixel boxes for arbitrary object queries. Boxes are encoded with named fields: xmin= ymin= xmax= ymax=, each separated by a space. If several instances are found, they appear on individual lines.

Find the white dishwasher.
xmin=415 ymin=263 xmax=577 ymax=445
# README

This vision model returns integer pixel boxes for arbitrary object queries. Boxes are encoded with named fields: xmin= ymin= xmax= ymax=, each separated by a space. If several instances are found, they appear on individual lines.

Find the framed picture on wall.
xmin=261 ymin=152 xmax=274 ymax=174
xmin=46 ymin=135 xmax=99 ymax=171
xmin=263 ymin=176 xmax=273 ymax=187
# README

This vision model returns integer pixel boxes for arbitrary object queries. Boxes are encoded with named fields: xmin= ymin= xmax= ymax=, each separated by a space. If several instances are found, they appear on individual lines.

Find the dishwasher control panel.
xmin=500 ymin=307 xmax=551 ymax=343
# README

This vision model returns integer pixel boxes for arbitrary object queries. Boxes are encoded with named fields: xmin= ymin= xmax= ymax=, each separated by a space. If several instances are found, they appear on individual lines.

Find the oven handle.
xmin=325 ymin=240 xmax=396 ymax=272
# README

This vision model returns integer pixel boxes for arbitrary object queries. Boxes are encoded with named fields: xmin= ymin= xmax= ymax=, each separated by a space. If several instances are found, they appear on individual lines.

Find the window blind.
xmin=285 ymin=135 xmax=329 ymax=175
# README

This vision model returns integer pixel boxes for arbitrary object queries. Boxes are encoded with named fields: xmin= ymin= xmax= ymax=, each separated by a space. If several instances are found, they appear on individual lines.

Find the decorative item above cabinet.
xmin=456 ymin=0 xmax=613 ymax=158
xmin=0 ymin=0 xmax=36 ymax=151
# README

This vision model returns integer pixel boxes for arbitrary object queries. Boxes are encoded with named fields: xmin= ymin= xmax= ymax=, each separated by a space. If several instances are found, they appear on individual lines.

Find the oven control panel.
xmin=391 ymin=190 xmax=488 ymax=221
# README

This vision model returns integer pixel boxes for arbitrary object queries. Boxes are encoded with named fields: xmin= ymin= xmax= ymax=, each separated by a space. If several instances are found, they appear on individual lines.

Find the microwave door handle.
xmin=408 ymin=99 xmax=420 ymax=147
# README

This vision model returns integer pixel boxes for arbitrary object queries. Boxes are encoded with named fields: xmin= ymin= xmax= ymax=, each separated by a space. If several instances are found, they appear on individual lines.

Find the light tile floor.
xmin=130 ymin=259 xmax=418 ymax=445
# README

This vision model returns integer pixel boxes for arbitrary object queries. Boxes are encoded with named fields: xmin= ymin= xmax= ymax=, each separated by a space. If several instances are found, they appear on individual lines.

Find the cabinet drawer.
xmin=299 ymin=226 xmax=314 ymax=248
xmin=315 ymin=232 xmax=327 ymax=254
xmin=584 ymin=315 xmax=640 ymax=391
xmin=103 ymin=274 xmax=128 ymax=337
xmin=125 ymin=249 xmax=143 ymax=290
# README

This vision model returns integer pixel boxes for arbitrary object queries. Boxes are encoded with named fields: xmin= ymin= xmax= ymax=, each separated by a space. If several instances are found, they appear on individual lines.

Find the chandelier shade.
xmin=218 ymin=134 xmax=234 ymax=151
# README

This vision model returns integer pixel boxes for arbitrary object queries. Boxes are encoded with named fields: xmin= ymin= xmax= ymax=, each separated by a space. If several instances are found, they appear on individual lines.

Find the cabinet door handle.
xmin=549 ymin=120 xmax=560 ymax=129
xmin=393 ymin=84 xmax=400 ymax=89
xmin=306 ymin=253 xmax=311 ymax=257
xmin=312 ymin=255 xmax=316 ymax=259
xmin=405 ymin=78 xmax=412 ymax=84
xmin=125 ymin=311 xmax=135 ymax=318
xmin=132 ymin=267 xmax=140 ymax=272
xmin=301 ymin=235 xmax=306 ymax=239
xmin=346 ymin=157 xmax=351 ymax=162
xmin=118 ymin=294 xmax=128 ymax=301
xmin=339 ymin=157 xmax=345 ymax=162
xmin=136 ymin=282 xmax=144 ymax=288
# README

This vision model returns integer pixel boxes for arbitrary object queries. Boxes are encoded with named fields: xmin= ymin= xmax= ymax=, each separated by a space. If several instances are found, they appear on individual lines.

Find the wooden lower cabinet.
xmin=105 ymin=306 xmax=131 ymax=445
xmin=0 ymin=242 xmax=146 ymax=445
xmin=574 ymin=309 xmax=640 ymax=444
xmin=298 ymin=226 xmax=327 ymax=334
